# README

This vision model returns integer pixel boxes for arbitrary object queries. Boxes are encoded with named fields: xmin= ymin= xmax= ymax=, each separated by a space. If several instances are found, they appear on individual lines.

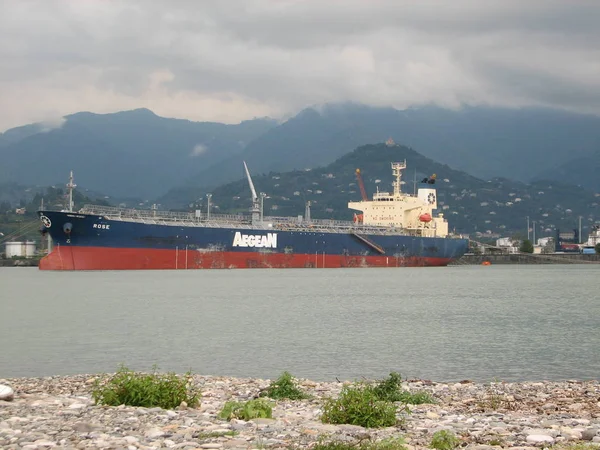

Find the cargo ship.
xmin=37 ymin=161 xmax=469 ymax=270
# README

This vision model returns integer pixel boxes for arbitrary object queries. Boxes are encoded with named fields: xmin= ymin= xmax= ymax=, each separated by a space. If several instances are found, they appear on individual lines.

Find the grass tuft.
xmin=91 ymin=365 xmax=200 ymax=409
xmin=314 ymin=436 xmax=408 ymax=450
xmin=430 ymin=430 xmax=460 ymax=450
xmin=218 ymin=398 xmax=274 ymax=421
xmin=321 ymin=383 xmax=399 ymax=428
xmin=259 ymin=371 xmax=310 ymax=400
xmin=372 ymin=372 xmax=435 ymax=405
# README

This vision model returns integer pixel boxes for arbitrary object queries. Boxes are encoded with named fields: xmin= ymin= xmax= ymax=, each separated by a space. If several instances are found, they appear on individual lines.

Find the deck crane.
xmin=355 ymin=168 xmax=368 ymax=201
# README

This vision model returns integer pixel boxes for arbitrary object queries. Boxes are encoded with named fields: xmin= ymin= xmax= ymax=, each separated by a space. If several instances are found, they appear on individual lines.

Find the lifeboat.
xmin=353 ymin=213 xmax=364 ymax=223
xmin=419 ymin=213 xmax=432 ymax=223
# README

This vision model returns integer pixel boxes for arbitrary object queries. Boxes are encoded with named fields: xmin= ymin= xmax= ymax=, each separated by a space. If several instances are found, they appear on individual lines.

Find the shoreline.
xmin=1 ymin=374 xmax=599 ymax=449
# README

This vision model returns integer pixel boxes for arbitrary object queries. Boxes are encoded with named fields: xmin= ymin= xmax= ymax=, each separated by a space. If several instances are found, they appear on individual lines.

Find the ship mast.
xmin=66 ymin=170 xmax=76 ymax=212
xmin=243 ymin=161 xmax=260 ymax=224
xmin=391 ymin=161 xmax=406 ymax=198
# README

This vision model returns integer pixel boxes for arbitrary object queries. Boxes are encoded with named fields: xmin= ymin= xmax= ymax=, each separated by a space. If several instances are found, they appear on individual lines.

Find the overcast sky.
xmin=1 ymin=0 xmax=599 ymax=131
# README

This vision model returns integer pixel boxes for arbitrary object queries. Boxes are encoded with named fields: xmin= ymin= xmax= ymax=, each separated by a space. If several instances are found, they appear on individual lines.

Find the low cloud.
xmin=190 ymin=144 xmax=208 ymax=156
xmin=39 ymin=116 xmax=66 ymax=133
xmin=0 ymin=0 xmax=599 ymax=131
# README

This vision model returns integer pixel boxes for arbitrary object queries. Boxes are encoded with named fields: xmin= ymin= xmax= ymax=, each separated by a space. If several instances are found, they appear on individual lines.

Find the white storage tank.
xmin=4 ymin=241 xmax=37 ymax=258
xmin=24 ymin=241 xmax=36 ymax=258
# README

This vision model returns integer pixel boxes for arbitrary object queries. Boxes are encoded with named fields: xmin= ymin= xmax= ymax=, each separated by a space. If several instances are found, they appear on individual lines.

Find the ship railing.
xmin=80 ymin=204 xmax=250 ymax=224
xmin=79 ymin=204 xmax=462 ymax=237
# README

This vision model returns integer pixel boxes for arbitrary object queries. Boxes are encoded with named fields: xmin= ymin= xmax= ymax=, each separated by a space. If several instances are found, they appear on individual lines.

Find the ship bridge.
xmin=348 ymin=161 xmax=448 ymax=238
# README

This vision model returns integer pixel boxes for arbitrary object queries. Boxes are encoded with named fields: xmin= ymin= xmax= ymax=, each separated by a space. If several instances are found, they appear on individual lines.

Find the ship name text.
xmin=232 ymin=232 xmax=277 ymax=248
xmin=93 ymin=224 xmax=110 ymax=230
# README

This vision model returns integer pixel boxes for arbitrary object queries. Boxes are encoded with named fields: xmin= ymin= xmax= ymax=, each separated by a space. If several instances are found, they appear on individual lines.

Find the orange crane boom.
xmin=355 ymin=168 xmax=368 ymax=201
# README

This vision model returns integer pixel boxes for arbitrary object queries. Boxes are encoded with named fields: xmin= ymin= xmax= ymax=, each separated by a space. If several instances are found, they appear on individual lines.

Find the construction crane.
xmin=355 ymin=168 xmax=368 ymax=201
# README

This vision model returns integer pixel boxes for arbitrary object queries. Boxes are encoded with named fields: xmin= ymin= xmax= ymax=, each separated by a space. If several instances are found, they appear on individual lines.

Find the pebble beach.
xmin=1 ymin=374 xmax=599 ymax=450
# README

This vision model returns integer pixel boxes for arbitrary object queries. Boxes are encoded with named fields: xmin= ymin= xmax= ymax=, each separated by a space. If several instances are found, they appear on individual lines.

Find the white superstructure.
xmin=586 ymin=224 xmax=600 ymax=247
xmin=348 ymin=161 xmax=449 ymax=238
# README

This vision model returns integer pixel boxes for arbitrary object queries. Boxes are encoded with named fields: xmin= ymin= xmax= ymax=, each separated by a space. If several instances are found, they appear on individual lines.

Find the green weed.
xmin=372 ymin=372 xmax=435 ymax=405
xmin=259 ymin=371 xmax=310 ymax=400
xmin=321 ymin=383 xmax=399 ymax=428
xmin=91 ymin=365 xmax=200 ymax=409
xmin=313 ymin=436 xmax=408 ymax=450
xmin=430 ymin=430 xmax=460 ymax=450
xmin=218 ymin=398 xmax=273 ymax=421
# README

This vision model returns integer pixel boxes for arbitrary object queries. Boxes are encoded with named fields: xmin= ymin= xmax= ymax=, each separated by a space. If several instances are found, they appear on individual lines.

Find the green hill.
xmin=170 ymin=143 xmax=599 ymax=238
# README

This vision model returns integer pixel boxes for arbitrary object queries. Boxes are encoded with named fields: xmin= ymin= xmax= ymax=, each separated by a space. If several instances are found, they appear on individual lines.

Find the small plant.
xmin=218 ymin=398 xmax=273 ymax=421
xmin=259 ymin=371 xmax=310 ymax=400
xmin=91 ymin=365 xmax=200 ymax=409
xmin=371 ymin=372 xmax=435 ymax=405
xmin=477 ymin=378 xmax=517 ymax=411
xmin=321 ymin=383 xmax=398 ymax=428
xmin=369 ymin=437 xmax=409 ymax=450
xmin=430 ymin=430 xmax=460 ymax=450
xmin=313 ymin=437 xmax=408 ymax=450
xmin=397 ymin=390 xmax=436 ymax=405
xmin=371 ymin=372 xmax=404 ymax=402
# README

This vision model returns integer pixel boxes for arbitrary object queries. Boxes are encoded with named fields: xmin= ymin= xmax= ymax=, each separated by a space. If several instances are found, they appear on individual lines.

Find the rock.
xmin=145 ymin=427 xmax=165 ymax=438
xmin=582 ymin=429 xmax=598 ymax=440
xmin=526 ymin=435 xmax=555 ymax=444
xmin=68 ymin=402 xmax=87 ymax=409
xmin=71 ymin=422 xmax=97 ymax=433
xmin=250 ymin=418 xmax=275 ymax=425
xmin=0 ymin=384 xmax=14 ymax=401
xmin=0 ymin=374 xmax=599 ymax=450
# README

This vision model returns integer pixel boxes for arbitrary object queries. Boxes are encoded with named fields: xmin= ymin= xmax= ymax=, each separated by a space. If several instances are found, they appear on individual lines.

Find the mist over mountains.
xmin=1 ymin=103 xmax=599 ymax=207
xmin=0 ymin=108 xmax=277 ymax=198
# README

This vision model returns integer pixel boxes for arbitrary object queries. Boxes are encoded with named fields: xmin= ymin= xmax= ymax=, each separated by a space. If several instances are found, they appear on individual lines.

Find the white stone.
xmin=526 ymin=435 xmax=555 ymax=444
xmin=145 ymin=428 xmax=165 ymax=438
xmin=0 ymin=384 xmax=14 ymax=401
xmin=68 ymin=403 xmax=87 ymax=409
xmin=33 ymin=439 xmax=57 ymax=447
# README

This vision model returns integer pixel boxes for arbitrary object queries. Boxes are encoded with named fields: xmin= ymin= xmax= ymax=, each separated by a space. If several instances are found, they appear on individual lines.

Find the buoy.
xmin=482 ymin=261 xmax=491 ymax=266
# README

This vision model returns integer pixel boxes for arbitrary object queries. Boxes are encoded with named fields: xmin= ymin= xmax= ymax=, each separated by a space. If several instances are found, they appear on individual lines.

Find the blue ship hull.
xmin=37 ymin=210 xmax=469 ymax=270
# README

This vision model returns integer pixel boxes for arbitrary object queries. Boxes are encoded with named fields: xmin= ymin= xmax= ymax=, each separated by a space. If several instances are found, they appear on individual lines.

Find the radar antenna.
xmin=391 ymin=161 xmax=406 ymax=197
xmin=66 ymin=170 xmax=76 ymax=212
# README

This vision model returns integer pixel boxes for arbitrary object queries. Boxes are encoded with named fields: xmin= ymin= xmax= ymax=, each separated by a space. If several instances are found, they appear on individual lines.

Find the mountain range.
xmin=178 ymin=103 xmax=600 ymax=195
xmin=0 ymin=103 xmax=599 ymax=224
xmin=0 ymin=108 xmax=277 ymax=198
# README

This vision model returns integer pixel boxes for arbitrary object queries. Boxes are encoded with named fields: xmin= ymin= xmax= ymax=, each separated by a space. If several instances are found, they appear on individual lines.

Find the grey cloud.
xmin=0 ymin=0 xmax=599 ymax=131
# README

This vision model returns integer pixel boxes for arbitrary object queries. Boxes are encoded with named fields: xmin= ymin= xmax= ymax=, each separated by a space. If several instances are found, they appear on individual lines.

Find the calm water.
xmin=1 ymin=265 xmax=599 ymax=382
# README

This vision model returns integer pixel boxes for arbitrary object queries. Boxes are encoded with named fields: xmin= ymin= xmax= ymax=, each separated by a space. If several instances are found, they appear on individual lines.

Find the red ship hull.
xmin=39 ymin=245 xmax=453 ymax=270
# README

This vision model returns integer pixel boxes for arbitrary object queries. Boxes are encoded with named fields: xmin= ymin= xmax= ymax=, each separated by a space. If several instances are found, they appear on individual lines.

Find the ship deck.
xmin=79 ymin=204 xmax=453 ymax=238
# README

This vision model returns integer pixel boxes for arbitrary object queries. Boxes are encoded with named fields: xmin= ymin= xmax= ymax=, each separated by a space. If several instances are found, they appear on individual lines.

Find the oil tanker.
xmin=37 ymin=161 xmax=468 ymax=270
